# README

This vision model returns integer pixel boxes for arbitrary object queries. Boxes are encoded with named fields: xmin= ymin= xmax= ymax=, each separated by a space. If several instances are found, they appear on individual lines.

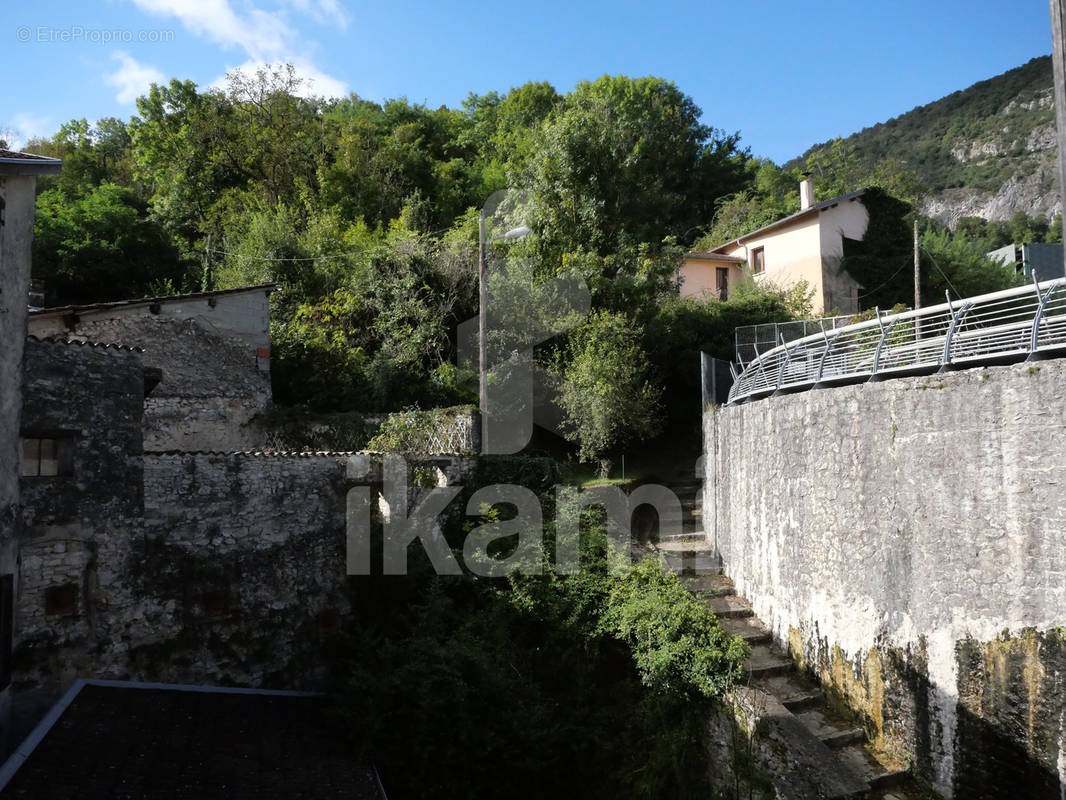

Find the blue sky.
xmin=1 ymin=0 xmax=1055 ymax=163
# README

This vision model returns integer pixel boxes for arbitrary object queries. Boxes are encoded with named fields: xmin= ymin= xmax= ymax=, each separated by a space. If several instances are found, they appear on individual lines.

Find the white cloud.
xmin=127 ymin=0 xmax=348 ymax=99
xmin=5 ymin=112 xmax=54 ymax=149
xmin=106 ymin=51 xmax=166 ymax=104
xmin=279 ymin=0 xmax=351 ymax=29
xmin=129 ymin=0 xmax=289 ymax=60
xmin=211 ymin=59 xmax=348 ymax=99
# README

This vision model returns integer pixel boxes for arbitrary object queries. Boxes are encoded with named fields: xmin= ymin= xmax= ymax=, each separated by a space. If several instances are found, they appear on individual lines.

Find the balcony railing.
xmin=727 ymin=277 xmax=1066 ymax=405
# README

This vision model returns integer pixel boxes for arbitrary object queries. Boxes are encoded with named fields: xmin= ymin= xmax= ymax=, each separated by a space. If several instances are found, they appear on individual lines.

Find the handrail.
xmin=727 ymin=277 xmax=1066 ymax=404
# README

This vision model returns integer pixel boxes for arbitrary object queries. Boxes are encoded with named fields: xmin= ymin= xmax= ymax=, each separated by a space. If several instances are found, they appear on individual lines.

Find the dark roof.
xmin=0 ymin=680 xmax=385 ymax=800
xmin=0 ymin=150 xmax=62 ymax=175
xmin=28 ymin=284 xmax=279 ymax=318
xmin=710 ymin=189 xmax=866 ymax=251
xmin=26 ymin=335 xmax=144 ymax=354
xmin=0 ymin=150 xmax=59 ymax=161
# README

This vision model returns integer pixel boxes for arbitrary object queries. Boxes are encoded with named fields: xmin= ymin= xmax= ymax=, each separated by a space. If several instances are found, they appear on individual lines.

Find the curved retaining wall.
xmin=705 ymin=359 xmax=1066 ymax=798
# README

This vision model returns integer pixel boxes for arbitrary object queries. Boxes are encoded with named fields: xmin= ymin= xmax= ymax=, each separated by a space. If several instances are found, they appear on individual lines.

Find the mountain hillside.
xmin=788 ymin=56 xmax=1060 ymax=226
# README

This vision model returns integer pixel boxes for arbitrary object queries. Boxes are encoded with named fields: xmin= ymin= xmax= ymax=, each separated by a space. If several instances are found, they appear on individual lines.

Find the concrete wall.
xmin=705 ymin=359 xmax=1066 ymax=797
xmin=0 ymin=177 xmax=36 ymax=570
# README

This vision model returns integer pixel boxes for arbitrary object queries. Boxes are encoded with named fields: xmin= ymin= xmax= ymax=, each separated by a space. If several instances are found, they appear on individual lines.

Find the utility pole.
xmin=478 ymin=211 xmax=487 ymax=449
xmin=913 ymin=218 xmax=921 ymax=312
xmin=1051 ymin=0 xmax=1066 ymax=277
xmin=914 ymin=218 xmax=921 ymax=340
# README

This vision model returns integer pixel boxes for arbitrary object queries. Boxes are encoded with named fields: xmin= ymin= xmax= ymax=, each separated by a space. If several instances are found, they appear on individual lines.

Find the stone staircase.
xmin=646 ymin=480 xmax=925 ymax=799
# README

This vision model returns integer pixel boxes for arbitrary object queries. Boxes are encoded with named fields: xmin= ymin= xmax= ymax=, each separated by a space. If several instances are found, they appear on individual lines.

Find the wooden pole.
xmin=913 ymin=218 xmax=921 ymax=312
xmin=1052 ymin=0 xmax=1066 ymax=276
xmin=914 ymin=217 xmax=922 ymax=340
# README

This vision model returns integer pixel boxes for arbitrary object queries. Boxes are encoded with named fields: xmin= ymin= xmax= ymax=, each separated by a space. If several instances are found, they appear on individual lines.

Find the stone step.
xmin=667 ymin=481 xmax=703 ymax=492
xmin=679 ymin=573 xmax=733 ymax=596
xmin=745 ymin=657 xmax=794 ymax=679
xmin=869 ymin=769 xmax=911 ymax=791
xmin=692 ymin=572 xmax=918 ymax=799
xmin=733 ymin=687 xmax=869 ymax=800
xmin=655 ymin=549 xmax=720 ymax=577
xmin=781 ymin=690 xmax=825 ymax=712
xmin=834 ymin=743 xmax=911 ymax=793
xmin=753 ymin=670 xmax=817 ymax=701
xmin=744 ymin=642 xmax=794 ymax=679
xmin=719 ymin=614 xmax=772 ymax=644
xmin=820 ymin=727 xmax=866 ymax=749
xmin=705 ymin=593 xmax=754 ymax=619
xmin=658 ymin=532 xmax=707 ymax=544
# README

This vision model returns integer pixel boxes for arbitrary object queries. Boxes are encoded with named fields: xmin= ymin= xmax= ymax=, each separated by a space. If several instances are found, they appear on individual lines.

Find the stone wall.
xmin=20 ymin=338 xmax=145 ymax=530
xmin=28 ymin=286 xmax=274 ymax=452
xmin=705 ymin=359 xmax=1066 ymax=798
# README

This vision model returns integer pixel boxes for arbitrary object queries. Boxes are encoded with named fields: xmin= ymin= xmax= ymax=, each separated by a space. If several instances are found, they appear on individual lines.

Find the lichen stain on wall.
xmin=707 ymin=358 xmax=1066 ymax=797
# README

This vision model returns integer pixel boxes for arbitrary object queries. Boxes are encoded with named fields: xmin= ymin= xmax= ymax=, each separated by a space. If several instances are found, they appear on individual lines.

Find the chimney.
xmin=799 ymin=178 xmax=815 ymax=211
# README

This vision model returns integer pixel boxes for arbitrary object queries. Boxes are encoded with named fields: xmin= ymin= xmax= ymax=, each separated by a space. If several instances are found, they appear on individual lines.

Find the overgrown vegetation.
xmin=22 ymin=64 xmax=803 ymax=464
xmin=21 ymin=58 xmax=1051 ymax=461
xmin=333 ymin=498 xmax=748 ymax=799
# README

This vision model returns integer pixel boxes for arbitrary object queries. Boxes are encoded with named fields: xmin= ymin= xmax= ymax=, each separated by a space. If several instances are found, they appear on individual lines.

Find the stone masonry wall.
xmin=705 ymin=359 xmax=1066 ymax=798
xmin=14 ymin=454 xmax=353 ymax=694
xmin=28 ymin=287 xmax=274 ymax=452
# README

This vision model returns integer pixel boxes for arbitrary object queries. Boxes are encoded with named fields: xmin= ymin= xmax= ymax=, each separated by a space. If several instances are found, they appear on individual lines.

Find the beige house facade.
xmin=680 ymin=183 xmax=869 ymax=315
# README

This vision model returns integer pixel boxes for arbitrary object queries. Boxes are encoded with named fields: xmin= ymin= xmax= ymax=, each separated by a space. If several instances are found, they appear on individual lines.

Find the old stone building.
xmin=28 ymin=284 xmax=276 ymax=452
xmin=9 ymin=327 xmax=476 ymax=751
xmin=0 ymin=150 xmax=62 ymax=753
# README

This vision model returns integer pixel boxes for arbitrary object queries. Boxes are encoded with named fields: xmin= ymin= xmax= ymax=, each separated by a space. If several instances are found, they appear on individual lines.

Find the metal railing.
xmin=734 ymin=315 xmax=856 ymax=366
xmin=727 ymin=277 xmax=1066 ymax=404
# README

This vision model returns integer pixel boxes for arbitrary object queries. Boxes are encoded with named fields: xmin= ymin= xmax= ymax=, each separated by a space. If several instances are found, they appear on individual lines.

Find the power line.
xmin=857 ymin=261 xmax=908 ymax=298
xmin=919 ymin=245 xmax=962 ymax=300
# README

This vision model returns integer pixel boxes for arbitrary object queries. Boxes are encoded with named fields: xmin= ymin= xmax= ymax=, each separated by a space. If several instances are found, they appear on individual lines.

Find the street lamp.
xmin=478 ymin=212 xmax=530 ymax=451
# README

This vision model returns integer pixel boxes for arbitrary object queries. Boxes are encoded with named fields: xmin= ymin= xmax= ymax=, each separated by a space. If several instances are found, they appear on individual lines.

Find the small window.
xmin=20 ymin=436 xmax=74 ymax=477
xmin=752 ymin=247 xmax=765 ymax=274
xmin=716 ymin=267 xmax=729 ymax=301
xmin=45 ymin=583 xmax=78 ymax=617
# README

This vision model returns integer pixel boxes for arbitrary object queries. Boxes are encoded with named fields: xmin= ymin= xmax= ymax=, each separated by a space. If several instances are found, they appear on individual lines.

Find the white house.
xmin=681 ymin=181 xmax=870 ymax=315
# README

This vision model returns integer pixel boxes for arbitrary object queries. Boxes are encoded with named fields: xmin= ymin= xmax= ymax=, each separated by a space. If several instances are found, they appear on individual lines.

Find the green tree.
xmin=557 ymin=310 xmax=662 ymax=468
xmin=32 ymin=183 xmax=189 ymax=304
xmin=521 ymin=75 xmax=749 ymax=256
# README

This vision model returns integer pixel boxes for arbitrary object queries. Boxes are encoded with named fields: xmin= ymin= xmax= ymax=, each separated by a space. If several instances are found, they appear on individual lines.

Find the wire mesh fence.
xmin=734 ymin=316 xmax=856 ymax=367
xmin=728 ymin=278 xmax=1066 ymax=404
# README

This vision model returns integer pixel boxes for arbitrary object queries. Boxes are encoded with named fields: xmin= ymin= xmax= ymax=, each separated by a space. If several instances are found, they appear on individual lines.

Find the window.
xmin=45 ymin=583 xmax=78 ymax=617
xmin=716 ymin=267 xmax=729 ymax=301
xmin=752 ymin=247 xmax=765 ymax=274
xmin=20 ymin=436 xmax=74 ymax=477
